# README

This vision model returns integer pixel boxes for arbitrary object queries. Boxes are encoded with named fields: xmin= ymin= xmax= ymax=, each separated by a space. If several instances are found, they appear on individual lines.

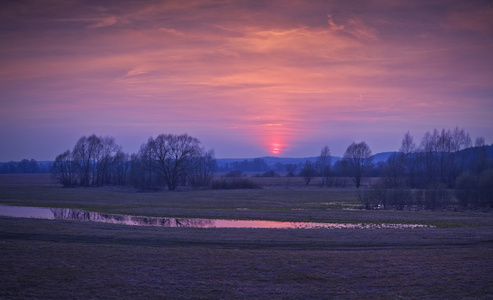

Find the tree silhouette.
xmin=344 ymin=141 xmax=373 ymax=188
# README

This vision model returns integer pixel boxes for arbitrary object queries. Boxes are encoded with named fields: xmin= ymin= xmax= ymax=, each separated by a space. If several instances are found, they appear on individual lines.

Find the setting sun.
xmin=0 ymin=0 xmax=491 ymax=161
xmin=271 ymin=144 xmax=281 ymax=155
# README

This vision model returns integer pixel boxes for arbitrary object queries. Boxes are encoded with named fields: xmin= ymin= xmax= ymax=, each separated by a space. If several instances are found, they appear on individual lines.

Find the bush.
xmin=454 ymin=170 xmax=493 ymax=208
xmin=424 ymin=183 xmax=451 ymax=209
xmin=261 ymin=170 xmax=279 ymax=177
xmin=387 ymin=188 xmax=413 ymax=210
xmin=455 ymin=172 xmax=478 ymax=208
xmin=366 ymin=179 xmax=414 ymax=210
xmin=224 ymin=170 xmax=243 ymax=178
xmin=358 ymin=189 xmax=378 ymax=210
xmin=414 ymin=189 xmax=424 ymax=207
xmin=332 ymin=177 xmax=349 ymax=188
xmin=478 ymin=169 xmax=493 ymax=208
xmin=299 ymin=161 xmax=317 ymax=185
xmin=211 ymin=178 xmax=262 ymax=189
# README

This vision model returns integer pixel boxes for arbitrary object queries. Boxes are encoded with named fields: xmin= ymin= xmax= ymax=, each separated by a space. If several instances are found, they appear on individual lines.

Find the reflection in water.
xmin=50 ymin=208 xmax=216 ymax=227
xmin=0 ymin=204 xmax=434 ymax=229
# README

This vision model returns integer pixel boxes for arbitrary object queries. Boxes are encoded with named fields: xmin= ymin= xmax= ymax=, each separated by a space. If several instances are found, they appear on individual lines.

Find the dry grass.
xmin=0 ymin=174 xmax=491 ymax=227
xmin=1 ymin=217 xmax=492 ymax=299
xmin=1 ymin=174 xmax=492 ymax=299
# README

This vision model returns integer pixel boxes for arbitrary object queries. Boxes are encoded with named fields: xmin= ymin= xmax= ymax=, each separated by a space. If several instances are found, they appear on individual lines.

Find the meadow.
xmin=1 ymin=174 xmax=492 ymax=299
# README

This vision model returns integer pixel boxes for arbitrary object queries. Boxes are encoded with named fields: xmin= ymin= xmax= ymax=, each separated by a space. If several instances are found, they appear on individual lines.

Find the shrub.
xmin=261 ymin=170 xmax=279 ymax=177
xmin=224 ymin=170 xmax=243 ymax=178
xmin=332 ymin=177 xmax=349 ymax=188
xmin=414 ymin=189 xmax=424 ymax=207
xmin=358 ymin=189 xmax=378 ymax=210
xmin=478 ymin=169 xmax=493 ymax=208
xmin=455 ymin=172 xmax=478 ymax=208
xmin=299 ymin=161 xmax=317 ymax=185
xmin=424 ymin=183 xmax=450 ymax=209
xmin=211 ymin=178 xmax=261 ymax=189
xmin=387 ymin=188 xmax=413 ymax=210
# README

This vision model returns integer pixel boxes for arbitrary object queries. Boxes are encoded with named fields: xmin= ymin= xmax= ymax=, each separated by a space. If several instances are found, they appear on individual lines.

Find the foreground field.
xmin=1 ymin=174 xmax=492 ymax=299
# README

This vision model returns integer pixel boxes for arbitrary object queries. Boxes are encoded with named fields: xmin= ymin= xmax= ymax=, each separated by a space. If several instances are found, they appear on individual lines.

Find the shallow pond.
xmin=0 ymin=204 xmax=433 ymax=229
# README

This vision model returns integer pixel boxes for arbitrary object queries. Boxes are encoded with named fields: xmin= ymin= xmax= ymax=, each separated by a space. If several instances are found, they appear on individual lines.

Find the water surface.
xmin=0 ymin=204 xmax=433 ymax=229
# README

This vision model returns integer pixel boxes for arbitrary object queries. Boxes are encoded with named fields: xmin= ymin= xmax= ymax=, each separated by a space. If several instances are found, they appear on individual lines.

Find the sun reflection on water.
xmin=0 ymin=205 xmax=434 ymax=229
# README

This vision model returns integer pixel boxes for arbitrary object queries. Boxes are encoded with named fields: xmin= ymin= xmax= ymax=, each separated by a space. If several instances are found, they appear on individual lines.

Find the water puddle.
xmin=0 ymin=204 xmax=433 ymax=229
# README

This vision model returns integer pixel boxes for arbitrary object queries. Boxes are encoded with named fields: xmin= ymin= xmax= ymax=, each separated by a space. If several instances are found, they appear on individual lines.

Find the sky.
xmin=1 ymin=0 xmax=492 ymax=161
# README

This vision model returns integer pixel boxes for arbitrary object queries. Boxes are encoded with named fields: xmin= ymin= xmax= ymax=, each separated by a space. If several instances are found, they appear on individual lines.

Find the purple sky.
xmin=1 ymin=0 xmax=492 ymax=161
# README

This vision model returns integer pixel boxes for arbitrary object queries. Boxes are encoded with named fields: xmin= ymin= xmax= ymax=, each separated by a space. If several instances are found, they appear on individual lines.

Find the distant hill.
xmin=371 ymin=152 xmax=398 ymax=164
xmin=216 ymin=156 xmax=342 ymax=171
xmin=216 ymin=152 xmax=396 ymax=170
xmin=2 ymin=145 xmax=492 ymax=173
xmin=216 ymin=146 xmax=493 ymax=171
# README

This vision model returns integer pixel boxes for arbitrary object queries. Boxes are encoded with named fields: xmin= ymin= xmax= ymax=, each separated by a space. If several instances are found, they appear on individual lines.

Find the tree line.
xmin=0 ymin=159 xmax=45 ymax=174
xmin=49 ymin=128 xmax=492 ymax=208
xmin=356 ymin=128 xmax=493 ymax=209
xmin=51 ymin=133 xmax=216 ymax=190
xmin=243 ymin=126 xmax=491 ymax=209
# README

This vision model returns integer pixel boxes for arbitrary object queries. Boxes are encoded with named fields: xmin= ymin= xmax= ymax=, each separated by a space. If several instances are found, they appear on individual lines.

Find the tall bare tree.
xmin=316 ymin=145 xmax=331 ymax=186
xmin=188 ymin=148 xmax=217 ymax=187
xmin=68 ymin=134 xmax=123 ymax=187
xmin=129 ymin=144 xmax=160 ymax=190
xmin=51 ymin=150 xmax=76 ymax=187
xmin=344 ymin=141 xmax=373 ymax=188
xmin=72 ymin=135 xmax=97 ymax=186
xmin=96 ymin=136 xmax=121 ymax=186
xmin=285 ymin=163 xmax=297 ymax=177
xmin=144 ymin=133 xmax=202 ymax=190
xmin=400 ymin=131 xmax=418 ymax=187
xmin=474 ymin=136 xmax=488 ymax=175
xmin=299 ymin=160 xmax=317 ymax=185
xmin=419 ymin=130 xmax=439 ymax=185
xmin=418 ymin=127 xmax=471 ymax=187
xmin=112 ymin=150 xmax=129 ymax=186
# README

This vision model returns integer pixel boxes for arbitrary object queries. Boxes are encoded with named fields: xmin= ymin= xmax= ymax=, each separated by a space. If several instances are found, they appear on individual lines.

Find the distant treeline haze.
xmin=0 ymin=159 xmax=51 ymax=174
xmin=6 ymin=127 xmax=493 ymax=209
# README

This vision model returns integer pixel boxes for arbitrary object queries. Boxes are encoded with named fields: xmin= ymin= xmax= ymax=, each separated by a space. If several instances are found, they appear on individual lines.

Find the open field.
xmin=1 ymin=174 xmax=492 ymax=299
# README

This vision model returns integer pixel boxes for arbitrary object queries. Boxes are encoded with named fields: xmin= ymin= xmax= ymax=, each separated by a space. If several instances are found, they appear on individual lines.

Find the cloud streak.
xmin=1 ymin=0 xmax=492 ymax=160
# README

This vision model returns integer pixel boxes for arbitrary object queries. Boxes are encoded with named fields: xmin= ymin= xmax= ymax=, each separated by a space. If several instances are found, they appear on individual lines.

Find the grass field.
xmin=1 ymin=174 xmax=492 ymax=299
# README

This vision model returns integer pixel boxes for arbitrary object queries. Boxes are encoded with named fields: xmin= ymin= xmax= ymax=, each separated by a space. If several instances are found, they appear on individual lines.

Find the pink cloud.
xmin=0 ymin=0 xmax=492 ymax=160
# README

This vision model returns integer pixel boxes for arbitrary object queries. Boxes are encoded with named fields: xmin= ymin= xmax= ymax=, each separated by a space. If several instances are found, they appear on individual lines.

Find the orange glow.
xmin=0 ymin=1 xmax=492 ymax=161
xmin=272 ymin=144 xmax=281 ymax=155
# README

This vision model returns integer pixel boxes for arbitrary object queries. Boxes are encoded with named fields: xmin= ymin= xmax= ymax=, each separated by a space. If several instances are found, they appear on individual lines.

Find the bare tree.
xmin=18 ymin=159 xmax=39 ymax=173
xmin=478 ymin=169 xmax=493 ymax=208
xmin=382 ymin=153 xmax=405 ymax=188
xmin=96 ymin=136 xmax=121 ymax=186
xmin=419 ymin=130 xmax=439 ymax=185
xmin=129 ymin=145 xmax=160 ymax=190
xmin=72 ymin=135 xmax=97 ymax=186
xmin=51 ymin=150 xmax=76 ymax=187
xmin=400 ymin=131 xmax=418 ymax=187
xmin=188 ymin=148 xmax=217 ymax=187
xmin=344 ymin=141 xmax=373 ymax=188
xmin=418 ymin=127 xmax=472 ymax=187
xmin=475 ymin=137 xmax=485 ymax=147
xmin=144 ymin=133 xmax=202 ymax=190
xmin=299 ymin=160 xmax=317 ymax=185
xmin=474 ymin=136 xmax=488 ymax=175
xmin=316 ymin=145 xmax=331 ymax=186
xmin=285 ymin=163 xmax=297 ymax=177
xmin=448 ymin=127 xmax=472 ymax=186
xmin=455 ymin=172 xmax=478 ymax=208
xmin=112 ymin=150 xmax=129 ymax=186
xmin=72 ymin=134 xmax=127 ymax=186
